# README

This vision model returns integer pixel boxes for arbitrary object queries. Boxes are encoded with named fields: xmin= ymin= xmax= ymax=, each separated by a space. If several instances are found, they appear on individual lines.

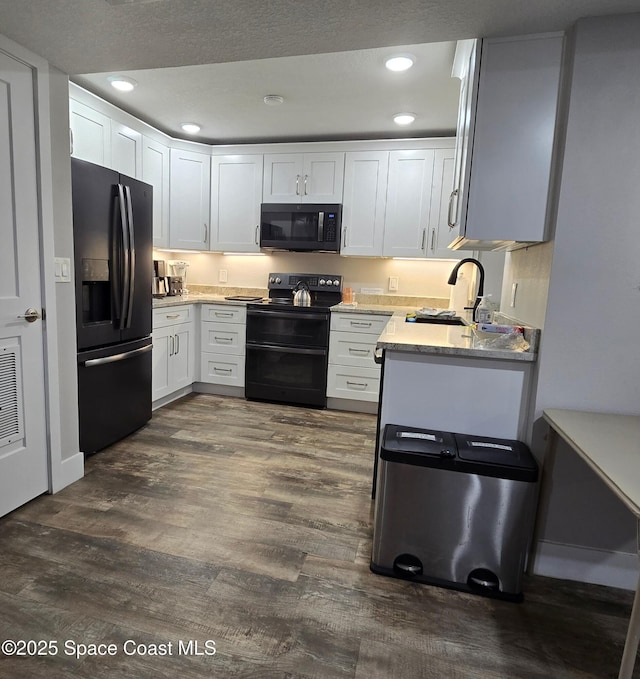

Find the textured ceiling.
xmin=2 ymin=0 xmax=639 ymax=143
xmin=0 ymin=0 xmax=639 ymax=74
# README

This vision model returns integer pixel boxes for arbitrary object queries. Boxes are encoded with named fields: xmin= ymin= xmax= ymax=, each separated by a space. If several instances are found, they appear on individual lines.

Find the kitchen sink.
xmin=408 ymin=316 xmax=466 ymax=326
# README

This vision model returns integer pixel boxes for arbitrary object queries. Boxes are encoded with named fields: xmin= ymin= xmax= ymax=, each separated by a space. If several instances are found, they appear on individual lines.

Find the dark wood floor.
xmin=0 ymin=394 xmax=638 ymax=678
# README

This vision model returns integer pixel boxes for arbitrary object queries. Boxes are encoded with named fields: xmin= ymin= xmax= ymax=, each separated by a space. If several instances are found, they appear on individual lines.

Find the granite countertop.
xmin=375 ymin=311 xmax=539 ymax=362
xmin=153 ymin=292 xmax=539 ymax=362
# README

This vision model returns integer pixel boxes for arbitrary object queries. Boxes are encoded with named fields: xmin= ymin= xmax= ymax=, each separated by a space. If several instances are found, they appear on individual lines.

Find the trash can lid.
xmin=383 ymin=424 xmax=457 ymax=457
xmin=454 ymin=433 xmax=538 ymax=473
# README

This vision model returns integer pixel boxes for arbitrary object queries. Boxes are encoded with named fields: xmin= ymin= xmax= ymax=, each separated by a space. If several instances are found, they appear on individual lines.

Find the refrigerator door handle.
xmin=124 ymin=185 xmax=136 ymax=329
xmin=117 ymin=184 xmax=130 ymax=330
xmin=82 ymin=343 xmax=153 ymax=368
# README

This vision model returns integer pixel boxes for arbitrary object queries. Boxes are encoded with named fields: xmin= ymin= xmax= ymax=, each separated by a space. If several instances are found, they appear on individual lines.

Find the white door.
xmin=302 ymin=152 xmax=344 ymax=203
xmin=0 ymin=51 xmax=49 ymax=516
xmin=69 ymin=97 xmax=112 ymax=167
xmin=263 ymin=153 xmax=304 ymax=202
xmin=142 ymin=136 xmax=170 ymax=248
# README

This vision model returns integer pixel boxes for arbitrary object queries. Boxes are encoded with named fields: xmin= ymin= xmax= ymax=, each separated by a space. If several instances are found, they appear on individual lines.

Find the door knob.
xmin=17 ymin=308 xmax=40 ymax=323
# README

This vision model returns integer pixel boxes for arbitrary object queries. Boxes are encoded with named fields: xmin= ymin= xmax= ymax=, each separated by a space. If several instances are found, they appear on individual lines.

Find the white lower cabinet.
xmin=327 ymin=312 xmax=390 ymax=403
xmin=199 ymin=304 xmax=246 ymax=388
xmin=152 ymin=305 xmax=195 ymax=403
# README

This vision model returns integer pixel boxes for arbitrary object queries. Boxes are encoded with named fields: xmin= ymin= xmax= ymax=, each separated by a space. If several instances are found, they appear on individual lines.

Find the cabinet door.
xmin=427 ymin=148 xmax=459 ymax=259
xmin=382 ymin=149 xmax=435 ymax=257
xmin=69 ymin=98 xmax=111 ymax=167
xmin=142 ymin=136 xmax=170 ymax=248
xmin=263 ymin=153 xmax=304 ymax=202
xmin=171 ymin=323 xmax=194 ymax=391
xmin=463 ymin=34 xmax=563 ymax=245
xmin=341 ymin=151 xmax=388 ymax=256
xmin=169 ymin=148 xmax=211 ymax=250
xmin=211 ymin=155 xmax=263 ymax=252
xmin=448 ymin=40 xmax=480 ymax=247
xmin=151 ymin=325 xmax=172 ymax=401
xmin=111 ymin=121 xmax=142 ymax=178
xmin=302 ymin=152 xmax=344 ymax=202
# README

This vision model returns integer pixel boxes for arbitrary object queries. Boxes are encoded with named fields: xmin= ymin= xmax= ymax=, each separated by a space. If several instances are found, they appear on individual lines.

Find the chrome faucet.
xmin=447 ymin=258 xmax=485 ymax=320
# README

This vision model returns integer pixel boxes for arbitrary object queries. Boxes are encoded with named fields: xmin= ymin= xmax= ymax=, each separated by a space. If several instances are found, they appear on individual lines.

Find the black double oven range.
xmin=245 ymin=273 xmax=343 ymax=408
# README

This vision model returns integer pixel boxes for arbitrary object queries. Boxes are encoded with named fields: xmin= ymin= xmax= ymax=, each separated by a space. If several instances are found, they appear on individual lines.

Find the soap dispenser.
xmin=475 ymin=295 xmax=494 ymax=324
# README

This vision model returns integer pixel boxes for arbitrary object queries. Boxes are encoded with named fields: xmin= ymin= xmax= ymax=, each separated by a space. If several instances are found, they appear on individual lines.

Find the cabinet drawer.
xmin=329 ymin=331 xmax=379 ymax=369
xmin=330 ymin=312 xmax=390 ymax=335
xmin=200 ymin=352 xmax=245 ymax=387
xmin=201 ymin=304 xmax=247 ymax=324
xmin=327 ymin=365 xmax=381 ymax=402
xmin=153 ymin=305 xmax=192 ymax=328
xmin=201 ymin=321 xmax=245 ymax=355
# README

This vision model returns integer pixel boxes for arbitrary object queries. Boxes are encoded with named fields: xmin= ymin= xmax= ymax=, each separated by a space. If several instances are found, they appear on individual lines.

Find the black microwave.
xmin=259 ymin=203 xmax=342 ymax=252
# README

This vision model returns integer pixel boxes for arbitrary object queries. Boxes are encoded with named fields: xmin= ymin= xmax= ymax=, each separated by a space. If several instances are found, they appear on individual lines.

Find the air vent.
xmin=0 ymin=345 xmax=24 ymax=448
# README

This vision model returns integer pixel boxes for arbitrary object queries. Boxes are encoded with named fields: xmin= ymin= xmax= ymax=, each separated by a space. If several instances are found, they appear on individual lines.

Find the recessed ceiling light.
xmin=107 ymin=75 xmax=137 ymax=92
xmin=385 ymin=55 xmax=415 ymax=72
xmin=263 ymin=94 xmax=285 ymax=106
xmin=393 ymin=113 xmax=416 ymax=126
xmin=180 ymin=123 xmax=201 ymax=134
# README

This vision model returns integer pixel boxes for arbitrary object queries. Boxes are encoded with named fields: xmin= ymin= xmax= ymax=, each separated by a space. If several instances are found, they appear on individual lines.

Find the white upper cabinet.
xmin=382 ymin=149 xmax=435 ymax=258
xmin=263 ymin=152 xmax=344 ymax=203
xmin=111 ymin=121 xmax=142 ymax=178
xmin=427 ymin=148 xmax=459 ymax=259
xmin=69 ymin=98 xmax=111 ymax=168
xmin=169 ymin=147 xmax=211 ymax=250
xmin=450 ymin=34 xmax=564 ymax=250
xmin=210 ymin=154 xmax=263 ymax=253
xmin=341 ymin=151 xmax=389 ymax=256
xmin=142 ymin=136 xmax=170 ymax=248
xmin=447 ymin=39 xmax=480 ymax=248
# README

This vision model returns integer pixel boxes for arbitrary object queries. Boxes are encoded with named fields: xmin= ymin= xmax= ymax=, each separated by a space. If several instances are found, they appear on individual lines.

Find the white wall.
xmin=49 ymin=66 xmax=80 ymax=463
xmin=155 ymin=249 xmax=506 ymax=304
xmin=532 ymin=14 xmax=640 ymax=585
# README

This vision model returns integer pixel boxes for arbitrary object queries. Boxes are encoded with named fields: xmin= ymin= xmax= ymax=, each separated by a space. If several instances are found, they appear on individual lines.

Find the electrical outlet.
xmin=510 ymin=282 xmax=518 ymax=308
xmin=388 ymin=276 xmax=399 ymax=292
xmin=219 ymin=269 xmax=228 ymax=283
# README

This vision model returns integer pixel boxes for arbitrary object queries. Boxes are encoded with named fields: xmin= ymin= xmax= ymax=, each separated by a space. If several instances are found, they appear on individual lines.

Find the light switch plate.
xmin=54 ymin=257 xmax=71 ymax=283
xmin=219 ymin=269 xmax=228 ymax=283
xmin=388 ymin=276 xmax=399 ymax=292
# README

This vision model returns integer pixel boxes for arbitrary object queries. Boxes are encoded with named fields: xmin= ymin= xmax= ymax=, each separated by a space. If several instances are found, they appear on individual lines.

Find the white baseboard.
xmin=532 ymin=540 xmax=638 ymax=591
xmin=152 ymin=385 xmax=193 ymax=411
xmin=55 ymin=452 xmax=84 ymax=491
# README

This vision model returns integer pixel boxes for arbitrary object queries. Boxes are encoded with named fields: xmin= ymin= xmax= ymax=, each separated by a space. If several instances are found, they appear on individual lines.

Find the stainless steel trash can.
xmin=371 ymin=424 xmax=539 ymax=602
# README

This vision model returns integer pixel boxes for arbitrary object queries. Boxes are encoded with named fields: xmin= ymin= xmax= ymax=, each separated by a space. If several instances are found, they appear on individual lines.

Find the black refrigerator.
xmin=71 ymin=158 xmax=153 ymax=454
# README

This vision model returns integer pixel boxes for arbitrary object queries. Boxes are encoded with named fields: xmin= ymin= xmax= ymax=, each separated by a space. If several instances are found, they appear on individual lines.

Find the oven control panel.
xmin=268 ymin=273 xmax=342 ymax=292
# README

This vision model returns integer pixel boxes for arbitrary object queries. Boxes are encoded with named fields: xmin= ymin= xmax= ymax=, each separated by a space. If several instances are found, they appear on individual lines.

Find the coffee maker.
xmin=152 ymin=259 xmax=169 ymax=297
xmin=167 ymin=260 xmax=189 ymax=295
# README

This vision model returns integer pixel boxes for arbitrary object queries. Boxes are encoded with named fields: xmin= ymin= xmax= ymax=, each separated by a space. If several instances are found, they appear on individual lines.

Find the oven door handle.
xmin=247 ymin=309 xmax=328 ymax=322
xmin=247 ymin=343 xmax=327 ymax=356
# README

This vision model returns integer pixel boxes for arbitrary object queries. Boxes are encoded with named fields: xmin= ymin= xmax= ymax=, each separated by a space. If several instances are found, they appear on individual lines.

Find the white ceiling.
xmin=1 ymin=0 xmax=638 ymax=143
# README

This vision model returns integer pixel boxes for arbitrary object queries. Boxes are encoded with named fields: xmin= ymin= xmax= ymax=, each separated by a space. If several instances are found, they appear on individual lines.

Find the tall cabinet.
xmin=169 ymin=147 xmax=211 ymax=250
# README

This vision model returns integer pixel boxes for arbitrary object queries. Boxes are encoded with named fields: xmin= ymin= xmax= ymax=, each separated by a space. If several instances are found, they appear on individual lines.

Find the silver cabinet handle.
xmin=214 ymin=336 xmax=233 ymax=343
xmin=348 ymin=347 xmax=371 ymax=355
xmin=346 ymin=381 xmax=368 ymax=390
xmin=169 ymin=335 xmax=174 ymax=357
xmin=342 ymin=227 xmax=347 ymax=249
xmin=203 ymin=223 xmax=208 ymax=243
xmin=448 ymin=188 xmax=459 ymax=228
xmin=214 ymin=311 xmax=234 ymax=318
xmin=175 ymin=333 xmax=180 ymax=355
xmin=213 ymin=367 xmax=233 ymax=374
xmin=166 ymin=313 xmax=180 ymax=319
xmin=431 ymin=228 xmax=436 ymax=251
xmin=17 ymin=308 xmax=40 ymax=323
xmin=255 ymin=224 xmax=260 ymax=245
xmin=350 ymin=321 xmax=372 ymax=328
xmin=295 ymin=175 xmax=300 ymax=195
xmin=303 ymin=174 xmax=308 ymax=195
xmin=421 ymin=228 xmax=427 ymax=250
